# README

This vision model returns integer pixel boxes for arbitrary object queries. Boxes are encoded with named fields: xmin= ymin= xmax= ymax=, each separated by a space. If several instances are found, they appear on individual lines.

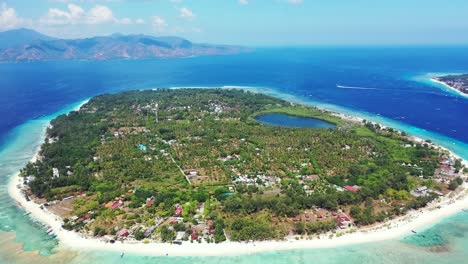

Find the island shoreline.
xmin=430 ymin=78 xmax=468 ymax=98
xmin=7 ymin=88 xmax=468 ymax=257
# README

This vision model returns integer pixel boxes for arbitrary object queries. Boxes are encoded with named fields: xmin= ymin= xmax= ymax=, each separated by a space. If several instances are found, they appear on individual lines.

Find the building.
xmin=175 ymin=206 xmax=183 ymax=217
xmin=411 ymin=186 xmax=428 ymax=197
xmin=344 ymin=185 xmax=359 ymax=192
xmin=52 ymin=168 xmax=60 ymax=178
xmin=175 ymin=231 xmax=186 ymax=242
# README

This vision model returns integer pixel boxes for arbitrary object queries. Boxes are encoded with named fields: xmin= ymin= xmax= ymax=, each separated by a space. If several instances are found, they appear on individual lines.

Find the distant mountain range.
xmin=0 ymin=29 xmax=250 ymax=62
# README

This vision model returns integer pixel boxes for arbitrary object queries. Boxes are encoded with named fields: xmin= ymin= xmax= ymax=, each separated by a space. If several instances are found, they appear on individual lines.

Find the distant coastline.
xmin=0 ymin=28 xmax=251 ymax=63
xmin=7 ymin=87 xmax=468 ymax=257
xmin=430 ymin=75 xmax=468 ymax=98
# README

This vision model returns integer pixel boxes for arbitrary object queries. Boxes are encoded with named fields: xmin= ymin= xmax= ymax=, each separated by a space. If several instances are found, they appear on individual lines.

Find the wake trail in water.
xmin=336 ymin=85 xmax=459 ymax=98
xmin=336 ymin=85 xmax=380 ymax=90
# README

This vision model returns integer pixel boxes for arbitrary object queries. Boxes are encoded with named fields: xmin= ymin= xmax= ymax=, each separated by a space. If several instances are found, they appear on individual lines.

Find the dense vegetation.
xmin=20 ymin=89 xmax=450 ymax=242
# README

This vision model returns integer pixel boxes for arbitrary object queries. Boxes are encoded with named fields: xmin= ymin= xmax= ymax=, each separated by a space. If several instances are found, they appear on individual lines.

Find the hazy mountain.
xmin=0 ymin=29 xmax=250 ymax=62
xmin=0 ymin=28 xmax=56 ymax=49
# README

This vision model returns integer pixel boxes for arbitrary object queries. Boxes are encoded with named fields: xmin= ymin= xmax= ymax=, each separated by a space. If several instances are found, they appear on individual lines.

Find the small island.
xmin=433 ymin=74 xmax=468 ymax=96
xmin=15 ymin=89 xmax=467 ymax=250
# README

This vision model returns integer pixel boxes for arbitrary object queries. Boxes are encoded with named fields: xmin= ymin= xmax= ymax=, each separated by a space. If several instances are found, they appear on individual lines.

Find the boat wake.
xmin=336 ymin=85 xmax=380 ymax=90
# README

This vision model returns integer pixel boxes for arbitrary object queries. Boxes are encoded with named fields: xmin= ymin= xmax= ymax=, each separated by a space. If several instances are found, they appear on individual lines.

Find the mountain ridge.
xmin=0 ymin=28 xmax=56 ymax=49
xmin=0 ymin=29 xmax=250 ymax=62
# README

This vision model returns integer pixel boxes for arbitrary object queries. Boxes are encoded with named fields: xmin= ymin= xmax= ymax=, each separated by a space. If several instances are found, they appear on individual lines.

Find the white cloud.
xmin=180 ymin=7 xmax=195 ymax=20
xmin=288 ymin=0 xmax=303 ymax=4
xmin=151 ymin=16 xmax=167 ymax=31
xmin=87 ymin=5 xmax=114 ymax=24
xmin=239 ymin=0 xmax=248 ymax=5
xmin=40 ymin=4 xmax=116 ymax=25
xmin=0 ymin=3 xmax=29 ymax=30
xmin=135 ymin=18 xmax=145 ymax=24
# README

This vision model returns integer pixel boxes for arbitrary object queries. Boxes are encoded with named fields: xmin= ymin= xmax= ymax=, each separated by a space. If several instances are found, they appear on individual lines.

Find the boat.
xmin=411 ymin=230 xmax=417 ymax=234
xmin=23 ymin=212 xmax=31 ymax=216
xmin=46 ymin=227 xmax=54 ymax=234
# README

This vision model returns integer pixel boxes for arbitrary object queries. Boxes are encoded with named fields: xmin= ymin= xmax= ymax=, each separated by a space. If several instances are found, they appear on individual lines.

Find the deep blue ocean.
xmin=1 ymin=47 xmax=468 ymax=146
xmin=0 ymin=47 xmax=468 ymax=263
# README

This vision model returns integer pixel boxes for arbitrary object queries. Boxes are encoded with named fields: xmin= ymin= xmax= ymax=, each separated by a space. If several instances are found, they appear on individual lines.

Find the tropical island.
xmin=14 ymin=88 xmax=467 ymax=251
xmin=432 ymin=74 xmax=468 ymax=96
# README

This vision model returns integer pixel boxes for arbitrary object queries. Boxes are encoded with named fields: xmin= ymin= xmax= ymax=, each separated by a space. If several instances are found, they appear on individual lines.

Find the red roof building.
xmin=110 ymin=201 xmax=122 ymax=209
xmin=146 ymin=199 xmax=155 ymax=207
xmin=344 ymin=185 xmax=359 ymax=192
xmin=175 ymin=206 xmax=183 ymax=216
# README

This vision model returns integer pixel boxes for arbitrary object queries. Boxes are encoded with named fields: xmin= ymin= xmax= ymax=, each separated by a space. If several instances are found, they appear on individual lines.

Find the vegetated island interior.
xmin=19 ymin=88 xmax=467 ymax=243
xmin=434 ymin=73 xmax=468 ymax=95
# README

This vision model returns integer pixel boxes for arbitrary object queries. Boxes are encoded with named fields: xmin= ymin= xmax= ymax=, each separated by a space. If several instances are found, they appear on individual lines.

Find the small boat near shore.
xmin=46 ymin=227 xmax=54 ymax=234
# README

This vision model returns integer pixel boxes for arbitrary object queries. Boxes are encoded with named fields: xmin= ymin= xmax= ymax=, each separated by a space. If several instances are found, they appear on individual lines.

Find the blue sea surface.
xmin=0 ymin=47 xmax=468 ymax=263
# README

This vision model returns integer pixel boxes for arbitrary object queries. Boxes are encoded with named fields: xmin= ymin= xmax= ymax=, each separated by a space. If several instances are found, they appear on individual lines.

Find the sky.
xmin=1 ymin=0 xmax=468 ymax=46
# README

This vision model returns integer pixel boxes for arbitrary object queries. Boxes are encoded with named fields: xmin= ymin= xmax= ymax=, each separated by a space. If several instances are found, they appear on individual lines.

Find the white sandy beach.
xmin=6 ymin=95 xmax=468 ymax=257
xmin=430 ymin=78 xmax=468 ymax=98
xmin=8 ymin=170 xmax=468 ymax=256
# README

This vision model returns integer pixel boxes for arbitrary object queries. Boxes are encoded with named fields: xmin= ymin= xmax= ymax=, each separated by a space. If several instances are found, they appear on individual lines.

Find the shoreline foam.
xmin=6 ymin=89 xmax=468 ymax=257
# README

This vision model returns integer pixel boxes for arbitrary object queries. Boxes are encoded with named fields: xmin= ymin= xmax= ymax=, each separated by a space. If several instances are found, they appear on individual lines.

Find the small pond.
xmin=255 ymin=113 xmax=336 ymax=128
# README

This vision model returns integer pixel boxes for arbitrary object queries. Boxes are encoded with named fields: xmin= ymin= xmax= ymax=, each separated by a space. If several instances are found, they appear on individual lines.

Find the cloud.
xmin=135 ymin=18 xmax=145 ymax=24
xmin=87 ymin=5 xmax=114 ymax=24
xmin=239 ymin=0 xmax=248 ymax=5
xmin=151 ymin=16 xmax=167 ymax=31
xmin=180 ymin=7 xmax=195 ymax=20
xmin=40 ymin=4 xmax=116 ymax=25
xmin=0 ymin=3 xmax=30 ymax=30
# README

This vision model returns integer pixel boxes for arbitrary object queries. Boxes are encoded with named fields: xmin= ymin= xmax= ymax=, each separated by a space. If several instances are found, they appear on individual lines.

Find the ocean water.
xmin=0 ymin=47 xmax=467 ymax=263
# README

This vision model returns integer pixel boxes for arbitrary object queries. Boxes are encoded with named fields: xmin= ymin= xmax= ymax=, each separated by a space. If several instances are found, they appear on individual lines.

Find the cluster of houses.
xmin=233 ymin=174 xmax=281 ymax=188
xmin=70 ymin=211 xmax=95 ymax=225
xmin=334 ymin=185 xmax=360 ymax=193
xmin=336 ymin=214 xmax=353 ymax=229
xmin=293 ymin=209 xmax=354 ymax=231
xmin=410 ymin=186 xmax=443 ymax=197
xmin=208 ymin=101 xmax=240 ymax=114
xmin=435 ymin=77 xmax=468 ymax=94
xmin=111 ymin=127 xmax=150 ymax=138
xmin=118 ymin=216 xmax=165 ymax=240
xmin=112 ymin=201 xmax=217 ymax=244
